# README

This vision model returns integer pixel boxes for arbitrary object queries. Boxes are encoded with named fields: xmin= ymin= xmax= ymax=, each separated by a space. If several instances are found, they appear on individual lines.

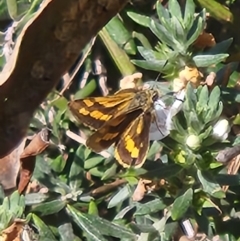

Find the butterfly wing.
xmin=68 ymin=89 xmax=138 ymax=130
xmin=114 ymin=112 xmax=152 ymax=168
xmin=86 ymin=109 xmax=143 ymax=152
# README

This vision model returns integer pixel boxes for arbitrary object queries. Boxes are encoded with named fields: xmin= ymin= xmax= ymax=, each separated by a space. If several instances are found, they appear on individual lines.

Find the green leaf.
xmin=58 ymin=222 xmax=78 ymax=241
xmin=204 ymin=38 xmax=233 ymax=55
xmin=67 ymin=205 xmax=136 ymax=240
xmin=193 ymin=54 xmax=229 ymax=67
xmin=197 ymin=85 xmax=209 ymax=112
xmin=197 ymin=170 xmax=225 ymax=198
xmin=49 ymin=155 xmax=66 ymax=173
xmin=101 ymin=163 xmax=118 ymax=180
xmin=25 ymin=193 xmax=49 ymax=205
xmin=141 ymin=164 xmax=183 ymax=179
xmin=171 ymin=188 xmax=193 ymax=220
xmin=168 ymin=0 xmax=182 ymax=21
xmin=69 ymin=147 xmax=85 ymax=191
xmin=186 ymin=10 xmax=205 ymax=46
xmin=74 ymin=79 xmax=97 ymax=99
xmin=156 ymin=1 xmax=170 ymax=22
xmin=84 ymin=156 xmax=105 ymax=169
xmin=150 ymin=20 xmax=178 ymax=47
xmin=135 ymin=199 xmax=168 ymax=216
xmin=126 ymin=11 xmax=151 ymax=27
xmin=196 ymin=0 xmax=233 ymax=22
xmin=9 ymin=191 xmax=25 ymax=217
xmin=183 ymin=0 xmax=195 ymax=27
xmin=108 ymin=185 xmax=131 ymax=208
xmin=137 ymin=46 xmax=165 ymax=61
xmin=31 ymin=214 xmax=57 ymax=240
xmin=88 ymin=200 xmax=99 ymax=216
xmin=105 ymin=15 xmax=136 ymax=55
xmin=132 ymin=31 xmax=153 ymax=50
xmin=67 ymin=205 xmax=107 ymax=241
xmin=99 ymin=27 xmax=136 ymax=75
xmin=131 ymin=59 xmax=167 ymax=72
xmin=31 ymin=200 xmax=66 ymax=216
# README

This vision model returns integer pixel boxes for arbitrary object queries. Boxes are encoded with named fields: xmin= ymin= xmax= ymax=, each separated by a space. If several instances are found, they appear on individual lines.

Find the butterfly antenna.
xmin=154 ymin=60 xmax=169 ymax=82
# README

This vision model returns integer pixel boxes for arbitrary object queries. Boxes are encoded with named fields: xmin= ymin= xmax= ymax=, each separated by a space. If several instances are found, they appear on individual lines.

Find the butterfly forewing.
xmin=115 ymin=112 xmax=152 ymax=168
xmin=68 ymin=89 xmax=140 ymax=130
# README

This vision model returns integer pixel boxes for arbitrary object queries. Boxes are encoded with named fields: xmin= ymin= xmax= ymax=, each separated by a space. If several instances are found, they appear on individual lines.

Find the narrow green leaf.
xmin=74 ymin=79 xmax=97 ymax=99
xmin=58 ymin=222 xmax=77 ymax=241
xmin=84 ymin=156 xmax=105 ymax=169
xmin=88 ymin=200 xmax=99 ymax=216
xmin=197 ymin=85 xmax=209 ymax=111
xmin=141 ymin=164 xmax=182 ymax=179
xmin=156 ymin=1 xmax=170 ymax=22
xmin=105 ymin=16 xmax=136 ymax=55
xmin=131 ymin=59 xmax=167 ymax=72
xmin=183 ymin=0 xmax=195 ymax=27
xmin=186 ymin=11 xmax=205 ymax=46
xmin=150 ymin=20 xmax=178 ymax=47
xmin=196 ymin=0 xmax=233 ymax=22
xmin=171 ymin=188 xmax=193 ymax=220
xmin=108 ymin=185 xmax=130 ymax=208
xmin=67 ymin=205 xmax=107 ymax=241
xmin=197 ymin=170 xmax=225 ymax=198
xmin=137 ymin=46 xmax=165 ymax=61
xmin=99 ymin=28 xmax=136 ymax=75
xmin=168 ymin=0 xmax=182 ymax=21
xmin=135 ymin=199 xmax=168 ymax=216
xmin=204 ymin=38 xmax=233 ymax=55
xmin=31 ymin=214 xmax=57 ymax=240
xmin=126 ymin=11 xmax=151 ymax=27
xmin=132 ymin=31 xmax=153 ymax=50
xmin=193 ymin=54 xmax=229 ymax=67
xmin=50 ymin=155 xmax=66 ymax=173
xmin=31 ymin=200 xmax=66 ymax=216
xmin=25 ymin=193 xmax=49 ymax=205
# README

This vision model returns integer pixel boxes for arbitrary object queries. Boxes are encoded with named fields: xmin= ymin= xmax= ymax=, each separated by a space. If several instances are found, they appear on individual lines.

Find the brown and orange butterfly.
xmin=68 ymin=88 xmax=161 ymax=168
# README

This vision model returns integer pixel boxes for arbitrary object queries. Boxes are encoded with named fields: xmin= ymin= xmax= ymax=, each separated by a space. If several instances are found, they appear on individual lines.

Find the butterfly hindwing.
xmin=86 ymin=109 xmax=143 ymax=152
xmin=114 ymin=112 xmax=152 ymax=168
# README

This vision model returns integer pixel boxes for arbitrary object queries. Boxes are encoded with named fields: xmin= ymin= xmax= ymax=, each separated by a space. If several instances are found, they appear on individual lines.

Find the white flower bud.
xmin=186 ymin=134 xmax=201 ymax=150
xmin=212 ymin=119 xmax=230 ymax=141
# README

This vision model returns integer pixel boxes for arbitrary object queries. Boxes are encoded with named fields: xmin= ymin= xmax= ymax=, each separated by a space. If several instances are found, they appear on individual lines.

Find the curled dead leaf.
xmin=0 ymin=219 xmax=25 ymax=241
xmin=194 ymin=31 xmax=216 ymax=49
xmin=18 ymin=128 xmax=50 ymax=194
xmin=0 ymin=140 xmax=26 ymax=191
xmin=132 ymin=178 xmax=165 ymax=201
xmin=173 ymin=66 xmax=203 ymax=92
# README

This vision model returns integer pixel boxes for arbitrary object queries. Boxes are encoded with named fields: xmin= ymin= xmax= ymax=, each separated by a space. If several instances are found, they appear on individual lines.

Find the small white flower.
xmin=149 ymin=90 xmax=185 ymax=141
xmin=186 ymin=134 xmax=201 ymax=150
xmin=212 ymin=119 xmax=230 ymax=141
xmin=149 ymin=99 xmax=170 ymax=141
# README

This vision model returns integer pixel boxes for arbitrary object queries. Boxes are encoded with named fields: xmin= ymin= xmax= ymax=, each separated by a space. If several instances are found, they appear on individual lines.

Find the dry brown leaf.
xmin=119 ymin=72 xmax=143 ymax=90
xmin=132 ymin=178 xmax=164 ymax=201
xmin=0 ymin=219 xmax=25 ymax=241
xmin=194 ymin=31 xmax=216 ymax=49
xmin=18 ymin=128 xmax=50 ymax=194
xmin=132 ymin=179 xmax=150 ymax=201
xmin=0 ymin=0 xmax=129 ymax=158
xmin=173 ymin=66 xmax=203 ymax=92
xmin=0 ymin=139 xmax=26 ymax=190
